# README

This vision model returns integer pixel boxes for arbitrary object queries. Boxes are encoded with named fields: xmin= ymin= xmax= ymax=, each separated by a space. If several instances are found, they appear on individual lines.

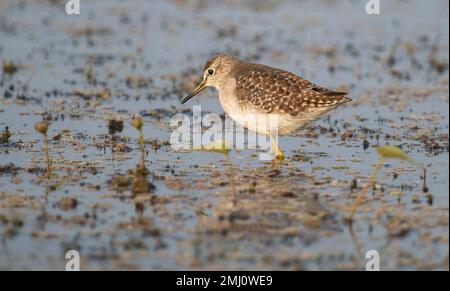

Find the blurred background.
xmin=0 ymin=0 xmax=448 ymax=270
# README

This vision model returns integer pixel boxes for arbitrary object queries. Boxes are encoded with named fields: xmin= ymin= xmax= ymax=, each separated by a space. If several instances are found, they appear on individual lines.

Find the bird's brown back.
xmin=232 ymin=62 xmax=351 ymax=117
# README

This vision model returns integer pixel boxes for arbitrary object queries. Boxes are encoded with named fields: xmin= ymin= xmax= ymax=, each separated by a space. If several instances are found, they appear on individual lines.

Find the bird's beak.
xmin=181 ymin=79 xmax=207 ymax=104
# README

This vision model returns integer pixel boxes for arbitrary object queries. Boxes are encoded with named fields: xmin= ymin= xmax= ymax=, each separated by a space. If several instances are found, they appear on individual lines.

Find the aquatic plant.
xmin=108 ymin=119 xmax=124 ymax=136
xmin=0 ymin=126 xmax=12 ymax=144
xmin=34 ymin=121 xmax=52 ymax=179
xmin=2 ymin=60 xmax=18 ymax=76
xmin=130 ymin=115 xmax=154 ymax=196
xmin=348 ymin=146 xmax=425 ymax=222
xmin=131 ymin=115 xmax=144 ymax=152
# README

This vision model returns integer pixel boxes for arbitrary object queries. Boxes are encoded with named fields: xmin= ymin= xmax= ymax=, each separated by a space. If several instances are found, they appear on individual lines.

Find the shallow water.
xmin=0 ymin=0 xmax=448 ymax=270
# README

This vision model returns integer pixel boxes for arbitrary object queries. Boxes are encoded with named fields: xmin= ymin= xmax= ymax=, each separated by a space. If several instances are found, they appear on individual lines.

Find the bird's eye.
xmin=207 ymin=68 xmax=215 ymax=76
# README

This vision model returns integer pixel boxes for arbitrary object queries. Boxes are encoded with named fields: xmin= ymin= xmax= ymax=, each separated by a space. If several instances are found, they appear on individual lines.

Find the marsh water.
xmin=0 ymin=0 xmax=448 ymax=270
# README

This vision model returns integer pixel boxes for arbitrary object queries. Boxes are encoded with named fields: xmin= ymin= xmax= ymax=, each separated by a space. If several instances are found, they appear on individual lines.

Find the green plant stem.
xmin=44 ymin=133 xmax=51 ymax=179
xmin=139 ymin=129 xmax=145 ymax=170
xmin=348 ymin=158 xmax=384 ymax=222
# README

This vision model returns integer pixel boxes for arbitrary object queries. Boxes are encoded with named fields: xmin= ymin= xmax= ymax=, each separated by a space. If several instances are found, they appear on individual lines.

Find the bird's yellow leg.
xmin=269 ymin=134 xmax=284 ymax=161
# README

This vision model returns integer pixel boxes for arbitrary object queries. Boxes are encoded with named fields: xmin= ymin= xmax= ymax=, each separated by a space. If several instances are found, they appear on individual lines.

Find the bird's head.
xmin=181 ymin=54 xmax=240 ymax=103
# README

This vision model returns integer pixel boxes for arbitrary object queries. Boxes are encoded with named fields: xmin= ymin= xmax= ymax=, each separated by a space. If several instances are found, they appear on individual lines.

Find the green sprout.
xmin=348 ymin=146 xmax=425 ymax=223
xmin=34 ymin=121 xmax=52 ymax=179
xmin=131 ymin=115 xmax=144 ymax=153
xmin=130 ymin=115 xmax=155 ymax=196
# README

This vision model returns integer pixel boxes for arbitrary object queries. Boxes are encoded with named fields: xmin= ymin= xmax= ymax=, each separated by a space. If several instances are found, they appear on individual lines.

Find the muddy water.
xmin=0 ymin=0 xmax=448 ymax=270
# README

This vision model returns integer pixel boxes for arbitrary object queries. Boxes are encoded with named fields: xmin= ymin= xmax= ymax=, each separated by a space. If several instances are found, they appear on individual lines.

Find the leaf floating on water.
xmin=377 ymin=146 xmax=410 ymax=161
xmin=376 ymin=146 xmax=423 ymax=168
xmin=194 ymin=140 xmax=232 ymax=155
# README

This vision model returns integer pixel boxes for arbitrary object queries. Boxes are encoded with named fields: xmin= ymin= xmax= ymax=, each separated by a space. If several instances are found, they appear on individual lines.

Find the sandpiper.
xmin=182 ymin=54 xmax=351 ymax=160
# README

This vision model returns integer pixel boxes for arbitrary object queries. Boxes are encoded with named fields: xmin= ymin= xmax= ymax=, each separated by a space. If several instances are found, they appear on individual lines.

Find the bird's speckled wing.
xmin=233 ymin=63 xmax=351 ymax=117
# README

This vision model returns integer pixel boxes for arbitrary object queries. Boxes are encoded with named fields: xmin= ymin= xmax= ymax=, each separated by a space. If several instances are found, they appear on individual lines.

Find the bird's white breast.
xmin=217 ymin=78 xmax=304 ymax=135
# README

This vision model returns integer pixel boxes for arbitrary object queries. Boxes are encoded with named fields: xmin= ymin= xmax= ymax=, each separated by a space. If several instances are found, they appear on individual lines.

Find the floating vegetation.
xmin=0 ymin=127 xmax=12 ymax=144
xmin=108 ymin=119 xmax=124 ymax=136
xmin=193 ymin=140 xmax=232 ymax=155
xmin=106 ymin=118 xmax=127 ymax=156
xmin=2 ymin=60 xmax=18 ymax=76
xmin=377 ymin=145 xmax=421 ymax=167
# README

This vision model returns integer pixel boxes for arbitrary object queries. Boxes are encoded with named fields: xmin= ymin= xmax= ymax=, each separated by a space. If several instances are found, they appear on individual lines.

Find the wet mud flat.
xmin=0 ymin=0 xmax=448 ymax=270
